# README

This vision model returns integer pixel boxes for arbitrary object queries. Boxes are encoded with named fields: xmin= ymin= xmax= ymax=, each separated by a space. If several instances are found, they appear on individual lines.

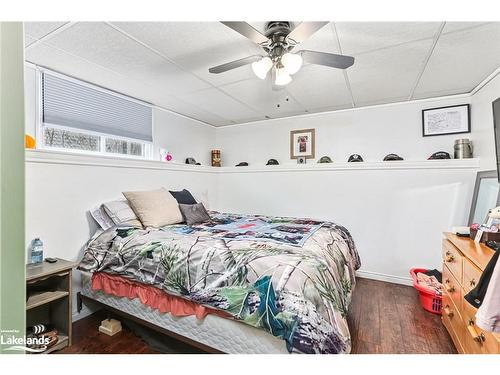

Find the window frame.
xmin=35 ymin=68 xmax=154 ymax=160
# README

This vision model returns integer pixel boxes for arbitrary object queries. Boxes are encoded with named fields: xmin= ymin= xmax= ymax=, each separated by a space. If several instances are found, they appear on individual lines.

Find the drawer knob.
xmin=443 ymin=305 xmax=454 ymax=318
xmin=469 ymin=279 xmax=476 ymax=287
xmin=444 ymin=279 xmax=455 ymax=293
xmin=445 ymin=254 xmax=455 ymax=262
xmin=467 ymin=319 xmax=486 ymax=343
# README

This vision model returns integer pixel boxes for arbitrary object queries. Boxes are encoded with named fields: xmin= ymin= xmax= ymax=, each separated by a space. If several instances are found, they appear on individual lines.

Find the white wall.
xmin=215 ymin=94 xmax=494 ymax=169
xmin=152 ymin=108 xmax=215 ymax=166
xmin=24 ymin=65 xmax=216 ymax=166
xmin=213 ymin=162 xmax=477 ymax=285
xmin=471 ymin=73 xmax=500 ymax=171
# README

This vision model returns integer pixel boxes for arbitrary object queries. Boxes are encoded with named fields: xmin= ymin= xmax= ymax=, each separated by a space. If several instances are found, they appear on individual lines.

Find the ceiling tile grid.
xmin=413 ymin=22 xmax=500 ymax=98
xmin=23 ymin=21 xmax=500 ymax=126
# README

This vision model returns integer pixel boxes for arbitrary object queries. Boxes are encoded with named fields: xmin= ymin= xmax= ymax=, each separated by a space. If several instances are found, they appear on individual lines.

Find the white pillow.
xmin=102 ymin=200 xmax=143 ymax=228
xmin=90 ymin=205 xmax=115 ymax=230
xmin=123 ymin=188 xmax=183 ymax=228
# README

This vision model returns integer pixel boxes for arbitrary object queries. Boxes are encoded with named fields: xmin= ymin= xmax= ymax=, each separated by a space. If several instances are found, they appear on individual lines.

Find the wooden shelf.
xmin=26 ymin=258 xmax=77 ymax=282
xmin=26 ymin=290 xmax=69 ymax=310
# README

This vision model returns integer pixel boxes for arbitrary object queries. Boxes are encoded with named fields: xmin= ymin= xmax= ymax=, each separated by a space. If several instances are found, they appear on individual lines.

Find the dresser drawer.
xmin=442 ymin=240 xmax=463 ymax=284
xmin=463 ymin=260 xmax=481 ymax=294
xmin=461 ymin=296 xmax=500 ymax=354
xmin=443 ymin=264 xmax=462 ymax=309
xmin=442 ymin=292 xmax=464 ymax=352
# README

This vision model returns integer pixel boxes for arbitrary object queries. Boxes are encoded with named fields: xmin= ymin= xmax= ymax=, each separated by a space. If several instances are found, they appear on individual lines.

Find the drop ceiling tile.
xmin=442 ymin=22 xmax=490 ymax=34
xmin=111 ymin=22 xmax=262 ymax=86
xmin=154 ymin=95 xmax=230 ymax=126
xmin=414 ymin=23 xmax=500 ymax=97
xmin=335 ymin=22 xmax=441 ymax=55
xmin=348 ymin=38 xmax=434 ymax=104
xmin=285 ymin=64 xmax=352 ymax=111
xmin=307 ymin=103 xmax=353 ymax=114
xmin=412 ymin=87 xmax=471 ymax=100
xmin=26 ymin=41 xmax=159 ymax=103
xmin=218 ymin=78 xmax=306 ymax=118
xmin=24 ymin=22 xmax=68 ymax=41
xmin=295 ymin=23 xmax=340 ymax=54
xmin=355 ymin=96 xmax=409 ymax=107
xmin=178 ymin=87 xmax=260 ymax=122
xmin=44 ymin=22 xmax=210 ymax=95
xmin=23 ymin=22 xmax=500 ymax=126
xmin=24 ymin=35 xmax=36 ymax=47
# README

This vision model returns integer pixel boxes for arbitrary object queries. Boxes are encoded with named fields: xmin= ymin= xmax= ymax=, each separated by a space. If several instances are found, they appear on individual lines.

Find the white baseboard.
xmin=356 ymin=270 xmax=413 ymax=286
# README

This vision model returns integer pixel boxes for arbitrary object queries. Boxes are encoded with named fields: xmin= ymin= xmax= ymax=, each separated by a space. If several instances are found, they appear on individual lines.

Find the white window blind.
xmin=42 ymin=73 xmax=153 ymax=142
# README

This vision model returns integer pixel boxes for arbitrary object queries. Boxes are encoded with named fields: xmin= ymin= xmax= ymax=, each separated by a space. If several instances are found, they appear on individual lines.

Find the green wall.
xmin=0 ymin=22 xmax=26 ymax=353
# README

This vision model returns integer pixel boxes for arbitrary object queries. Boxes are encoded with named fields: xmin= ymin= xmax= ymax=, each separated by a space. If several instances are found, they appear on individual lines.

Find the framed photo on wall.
xmin=290 ymin=128 xmax=315 ymax=159
xmin=422 ymin=104 xmax=470 ymax=137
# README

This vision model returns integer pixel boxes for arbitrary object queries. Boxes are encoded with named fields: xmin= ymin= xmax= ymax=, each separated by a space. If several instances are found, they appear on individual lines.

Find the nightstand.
xmin=26 ymin=258 xmax=77 ymax=353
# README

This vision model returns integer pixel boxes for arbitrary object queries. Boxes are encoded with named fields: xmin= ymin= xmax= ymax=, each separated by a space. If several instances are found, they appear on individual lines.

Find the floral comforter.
xmin=78 ymin=212 xmax=361 ymax=354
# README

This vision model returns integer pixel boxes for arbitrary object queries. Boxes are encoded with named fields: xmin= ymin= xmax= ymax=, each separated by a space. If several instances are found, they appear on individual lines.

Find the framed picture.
xmin=290 ymin=128 xmax=315 ymax=159
xmin=422 ymin=104 xmax=470 ymax=137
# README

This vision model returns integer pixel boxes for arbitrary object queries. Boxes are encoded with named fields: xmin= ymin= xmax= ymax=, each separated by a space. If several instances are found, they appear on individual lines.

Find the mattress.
xmin=79 ymin=211 xmax=360 ymax=353
xmin=81 ymin=273 xmax=289 ymax=354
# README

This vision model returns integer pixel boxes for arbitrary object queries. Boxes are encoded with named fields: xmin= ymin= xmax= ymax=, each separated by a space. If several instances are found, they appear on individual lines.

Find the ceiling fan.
xmin=208 ymin=21 xmax=355 ymax=88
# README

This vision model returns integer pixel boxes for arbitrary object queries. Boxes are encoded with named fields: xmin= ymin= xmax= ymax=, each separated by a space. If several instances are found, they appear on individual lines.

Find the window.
xmin=39 ymin=71 xmax=153 ymax=159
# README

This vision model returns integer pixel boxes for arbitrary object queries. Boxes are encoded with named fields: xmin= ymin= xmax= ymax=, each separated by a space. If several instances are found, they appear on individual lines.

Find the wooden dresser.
xmin=441 ymin=233 xmax=500 ymax=354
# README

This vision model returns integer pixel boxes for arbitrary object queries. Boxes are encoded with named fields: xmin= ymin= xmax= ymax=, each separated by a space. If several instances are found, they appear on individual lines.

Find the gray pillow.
xmin=179 ymin=203 xmax=211 ymax=226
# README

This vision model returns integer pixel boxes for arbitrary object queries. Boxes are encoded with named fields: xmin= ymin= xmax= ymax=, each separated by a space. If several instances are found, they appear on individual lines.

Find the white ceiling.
xmin=24 ymin=22 xmax=500 ymax=126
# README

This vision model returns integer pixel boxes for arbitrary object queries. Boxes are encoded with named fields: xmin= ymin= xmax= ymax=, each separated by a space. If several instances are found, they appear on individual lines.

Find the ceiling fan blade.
xmin=221 ymin=22 xmax=269 ymax=45
xmin=286 ymin=22 xmax=329 ymax=44
xmin=300 ymin=50 xmax=355 ymax=69
xmin=209 ymin=55 xmax=262 ymax=74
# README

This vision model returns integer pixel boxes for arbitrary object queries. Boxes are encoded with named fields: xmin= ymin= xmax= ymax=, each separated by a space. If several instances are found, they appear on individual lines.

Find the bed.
xmin=78 ymin=211 xmax=360 ymax=354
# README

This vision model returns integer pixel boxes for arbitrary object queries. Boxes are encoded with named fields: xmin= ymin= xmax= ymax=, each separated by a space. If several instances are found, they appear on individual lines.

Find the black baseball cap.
xmin=266 ymin=159 xmax=279 ymax=165
xmin=317 ymin=156 xmax=333 ymax=163
xmin=383 ymin=154 xmax=404 ymax=161
xmin=236 ymin=162 xmax=249 ymax=167
xmin=428 ymin=151 xmax=451 ymax=160
xmin=348 ymin=154 xmax=364 ymax=162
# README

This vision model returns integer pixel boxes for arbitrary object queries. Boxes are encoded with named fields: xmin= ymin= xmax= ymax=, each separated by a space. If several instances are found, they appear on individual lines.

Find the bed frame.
xmin=76 ymin=292 xmax=224 ymax=353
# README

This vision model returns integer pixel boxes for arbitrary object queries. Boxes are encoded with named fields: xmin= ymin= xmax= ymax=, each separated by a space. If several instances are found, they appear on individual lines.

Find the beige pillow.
xmin=123 ymin=188 xmax=183 ymax=228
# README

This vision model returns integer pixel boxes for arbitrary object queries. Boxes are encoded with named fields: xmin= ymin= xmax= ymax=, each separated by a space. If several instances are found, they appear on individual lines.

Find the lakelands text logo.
xmin=1 ymin=329 xmax=49 ymax=353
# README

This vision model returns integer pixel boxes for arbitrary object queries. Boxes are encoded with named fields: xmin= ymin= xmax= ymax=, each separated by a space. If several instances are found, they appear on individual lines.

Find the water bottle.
xmin=31 ymin=238 xmax=44 ymax=264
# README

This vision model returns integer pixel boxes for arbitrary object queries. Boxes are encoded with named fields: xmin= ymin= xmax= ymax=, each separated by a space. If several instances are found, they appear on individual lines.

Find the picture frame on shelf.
xmin=422 ymin=104 xmax=470 ymax=137
xmin=290 ymin=128 xmax=315 ymax=159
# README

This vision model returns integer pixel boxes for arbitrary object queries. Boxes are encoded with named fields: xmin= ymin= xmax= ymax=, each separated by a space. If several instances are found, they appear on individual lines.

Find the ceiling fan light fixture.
xmin=275 ymin=66 xmax=292 ymax=86
xmin=281 ymin=52 xmax=303 ymax=75
xmin=251 ymin=57 xmax=273 ymax=79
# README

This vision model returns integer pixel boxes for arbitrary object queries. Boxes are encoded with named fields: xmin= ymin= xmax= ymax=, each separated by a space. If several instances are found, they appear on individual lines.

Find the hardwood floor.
xmin=59 ymin=277 xmax=456 ymax=354
xmin=347 ymin=278 xmax=456 ymax=354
